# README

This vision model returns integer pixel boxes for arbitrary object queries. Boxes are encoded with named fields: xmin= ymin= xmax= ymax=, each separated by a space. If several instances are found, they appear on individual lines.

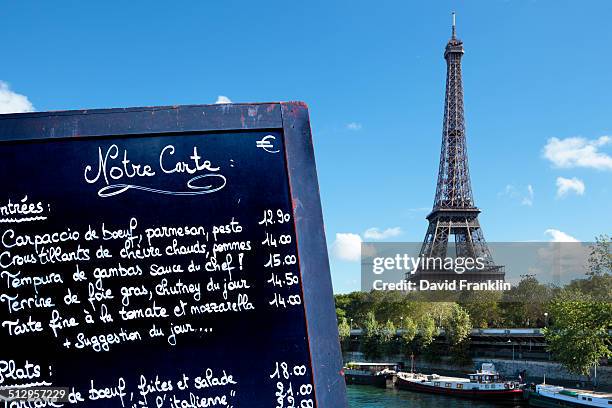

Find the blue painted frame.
xmin=0 ymin=102 xmax=348 ymax=408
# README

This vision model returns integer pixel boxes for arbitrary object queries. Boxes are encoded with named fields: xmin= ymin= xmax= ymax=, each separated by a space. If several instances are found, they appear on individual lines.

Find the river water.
xmin=346 ymin=384 xmax=522 ymax=407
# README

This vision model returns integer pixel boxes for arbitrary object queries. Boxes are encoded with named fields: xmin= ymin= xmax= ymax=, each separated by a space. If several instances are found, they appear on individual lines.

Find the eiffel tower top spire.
xmin=434 ymin=11 xmax=472 ymax=211
xmin=446 ymin=12 xmax=463 ymax=52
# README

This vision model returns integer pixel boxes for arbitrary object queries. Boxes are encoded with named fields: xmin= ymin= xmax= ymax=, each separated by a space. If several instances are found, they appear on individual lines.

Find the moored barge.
xmin=396 ymin=363 xmax=523 ymax=403
xmin=343 ymin=362 xmax=399 ymax=388
xmin=524 ymin=384 xmax=612 ymax=407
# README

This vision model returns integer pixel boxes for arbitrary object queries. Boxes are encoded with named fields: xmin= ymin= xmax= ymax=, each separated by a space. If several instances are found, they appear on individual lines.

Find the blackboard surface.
xmin=0 ymin=103 xmax=347 ymax=407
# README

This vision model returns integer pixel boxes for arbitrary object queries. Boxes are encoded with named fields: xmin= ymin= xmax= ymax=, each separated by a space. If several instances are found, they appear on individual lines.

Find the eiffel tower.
xmin=410 ymin=13 xmax=504 ymax=284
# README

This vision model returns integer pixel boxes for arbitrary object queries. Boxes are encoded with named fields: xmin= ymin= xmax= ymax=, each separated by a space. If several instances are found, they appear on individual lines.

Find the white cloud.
xmin=500 ymin=184 xmax=534 ymax=206
xmin=538 ymin=231 xmax=588 ymax=281
xmin=0 ymin=81 xmax=34 ymax=114
xmin=556 ymin=177 xmax=585 ymax=198
xmin=543 ymin=136 xmax=612 ymax=170
xmin=215 ymin=95 xmax=232 ymax=104
xmin=363 ymin=227 xmax=402 ymax=240
xmin=544 ymin=229 xmax=579 ymax=242
xmin=331 ymin=233 xmax=362 ymax=262
xmin=331 ymin=227 xmax=401 ymax=262
xmin=346 ymin=122 xmax=362 ymax=131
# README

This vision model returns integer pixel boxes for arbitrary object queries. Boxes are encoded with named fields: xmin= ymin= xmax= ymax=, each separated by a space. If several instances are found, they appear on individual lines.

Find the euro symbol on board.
xmin=256 ymin=135 xmax=280 ymax=154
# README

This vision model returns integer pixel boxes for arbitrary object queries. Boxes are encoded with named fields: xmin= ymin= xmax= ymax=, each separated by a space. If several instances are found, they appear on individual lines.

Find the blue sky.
xmin=1 ymin=1 xmax=611 ymax=293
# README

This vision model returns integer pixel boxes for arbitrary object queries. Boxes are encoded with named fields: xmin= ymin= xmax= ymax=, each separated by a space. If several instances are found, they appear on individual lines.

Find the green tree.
xmin=334 ymin=292 xmax=370 ymax=328
xmin=443 ymin=305 xmax=472 ymax=365
xmin=361 ymin=311 xmax=382 ymax=360
xmin=444 ymin=305 xmax=472 ymax=346
xmin=428 ymin=302 xmax=456 ymax=328
xmin=501 ymin=276 xmax=553 ymax=327
xmin=336 ymin=306 xmax=347 ymax=322
xmin=338 ymin=317 xmax=351 ymax=350
xmin=459 ymin=290 xmax=503 ymax=328
xmin=588 ymin=235 xmax=612 ymax=277
xmin=381 ymin=320 xmax=398 ymax=356
xmin=398 ymin=316 xmax=418 ymax=357
xmin=563 ymin=235 xmax=612 ymax=302
xmin=416 ymin=315 xmax=437 ymax=350
xmin=399 ymin=315 xmax=438 ymax=357
xmin=544 ymin=290 xmax=612 ymax=377
xmin=565 ymin=275 xmax=612 ymax=302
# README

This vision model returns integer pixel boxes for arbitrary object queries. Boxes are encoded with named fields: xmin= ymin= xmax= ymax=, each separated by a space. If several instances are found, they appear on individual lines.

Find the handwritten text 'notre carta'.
xmin=83 ymin=145 xmax=227 ymax=197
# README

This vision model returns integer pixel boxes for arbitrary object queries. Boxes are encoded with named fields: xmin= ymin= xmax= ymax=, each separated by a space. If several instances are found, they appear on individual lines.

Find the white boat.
xmin=524 ymin=384 xmax=612 ymax=407
xmin=396 ymin=363 xmax=523 ymax=403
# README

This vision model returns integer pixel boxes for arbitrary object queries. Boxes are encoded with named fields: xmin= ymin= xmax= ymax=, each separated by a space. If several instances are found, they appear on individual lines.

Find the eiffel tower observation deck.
xmin=409 ymin=13 xmax=505 ymax=285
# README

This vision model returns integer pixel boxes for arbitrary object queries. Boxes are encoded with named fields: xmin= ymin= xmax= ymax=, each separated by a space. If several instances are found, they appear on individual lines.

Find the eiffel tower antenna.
xmin=409 ymin=14 xmax=504 ymax=284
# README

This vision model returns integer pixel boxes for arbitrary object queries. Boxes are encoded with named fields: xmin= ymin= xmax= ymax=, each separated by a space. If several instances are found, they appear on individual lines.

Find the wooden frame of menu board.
xmin=0 ymin=102 xmax=347 ymax=408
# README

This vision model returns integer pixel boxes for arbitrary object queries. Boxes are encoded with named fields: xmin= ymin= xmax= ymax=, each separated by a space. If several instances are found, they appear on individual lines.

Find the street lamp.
xmin=544 ymin=312 xmax=548 ymax=327
xmin=507 ymin=339 xmax=515 ymax=361
xmin=400 ymin=316 xmax=404 ymax=331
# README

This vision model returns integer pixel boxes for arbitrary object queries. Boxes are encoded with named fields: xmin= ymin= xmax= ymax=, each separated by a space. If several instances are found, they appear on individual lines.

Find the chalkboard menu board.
xmin=0 ymin=103 xmax=347 ymax=407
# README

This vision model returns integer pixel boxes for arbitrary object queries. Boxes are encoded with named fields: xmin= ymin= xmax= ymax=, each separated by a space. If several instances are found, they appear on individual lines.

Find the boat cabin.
xmin=469 ymin=363 xmax=502 ymax=383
